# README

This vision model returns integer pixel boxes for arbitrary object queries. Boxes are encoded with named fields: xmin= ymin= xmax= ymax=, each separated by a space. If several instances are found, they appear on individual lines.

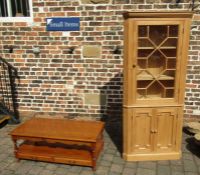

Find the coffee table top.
xmin=10 ymin=118 xmax=105 ymax=142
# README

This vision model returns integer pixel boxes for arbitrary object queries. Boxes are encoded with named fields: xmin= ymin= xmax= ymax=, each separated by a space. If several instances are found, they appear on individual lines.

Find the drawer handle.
xmin=151 ymin=130 xmax=157 ymax=133
xmin=132 ymin=64 xmax=136 ymax=68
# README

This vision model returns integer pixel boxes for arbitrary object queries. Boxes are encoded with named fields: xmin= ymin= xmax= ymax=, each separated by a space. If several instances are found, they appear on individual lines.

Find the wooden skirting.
xmin=123 ymin=152 xmax=181 ymax=161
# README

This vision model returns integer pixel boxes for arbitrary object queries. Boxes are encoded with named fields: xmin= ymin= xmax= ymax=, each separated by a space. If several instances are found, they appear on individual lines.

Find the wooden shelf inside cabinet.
xmin=138 ymin=47 xmax=177 ymax=49
xmin=137 ymin=74 xmax=175 ymax=80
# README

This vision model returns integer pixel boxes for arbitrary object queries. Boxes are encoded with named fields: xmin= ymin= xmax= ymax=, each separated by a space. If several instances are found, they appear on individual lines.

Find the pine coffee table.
xmin=10 ymin=117 xmax=105 ymax=170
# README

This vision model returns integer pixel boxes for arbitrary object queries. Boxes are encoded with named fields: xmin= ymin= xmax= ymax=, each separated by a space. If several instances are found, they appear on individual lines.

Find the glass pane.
xmin=148 ymin=51 xmax=166 ymax=76
xmin=159 ymin=80 xmax=174 ymax=87
xmin=161 ymin=38 xmax=177 ymax=48
xmin=136 ymin=24 xmax=179 ymax=100
xmin=159 ymin=70 xmax=175 ymax=80
xmin=138 ymin=49 xmax=153 ymax=57
xmin=138 ymin=26 xmax=148 ymax=37
xmin=138 ymin=59 xmax=147 ymax=69
xmin=167 ymin=59 xmax=176 ymax=69
xmin=138 ymin=39 xmax=154 ymax=48
xmin=137 ymin=70 xmax=153 ymax=80
xmin=147 ymin=81 xmax=163 ymax=99
xmin=166 ymin=89 xmax=174 ymax=98
xmin=137 ymin=80 xmax=152 ymax=88
xmin=161 ymin=49 xmax=176 ymax=57
xmin=149 ymin=26 xmax=167 ymax=45
xmin=169 ymin=25 xmax=178 ymax=37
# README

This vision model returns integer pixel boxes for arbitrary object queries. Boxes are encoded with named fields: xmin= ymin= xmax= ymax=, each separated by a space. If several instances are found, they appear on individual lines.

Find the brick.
xmin=81 ymin=0 xmax=110 ymax=4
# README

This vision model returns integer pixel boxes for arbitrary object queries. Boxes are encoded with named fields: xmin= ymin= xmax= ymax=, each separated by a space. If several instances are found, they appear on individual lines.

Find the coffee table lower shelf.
xmin=17 ymin=142 xmax=93 ymax=167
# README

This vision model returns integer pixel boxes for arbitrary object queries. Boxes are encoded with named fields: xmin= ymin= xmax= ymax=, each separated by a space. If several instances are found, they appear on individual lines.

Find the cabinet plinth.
xmin=123 ymin=11 xmax=193 ymax=161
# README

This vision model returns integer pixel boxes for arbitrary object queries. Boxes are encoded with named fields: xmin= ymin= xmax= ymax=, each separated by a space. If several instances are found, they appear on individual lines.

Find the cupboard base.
xmin=123 ymin=152 xmax=181 ymax=161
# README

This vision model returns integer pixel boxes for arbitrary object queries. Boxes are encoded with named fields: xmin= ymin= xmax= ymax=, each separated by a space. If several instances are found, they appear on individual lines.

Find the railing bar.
xmin=1 ymin=68 xmax=7 ymax=107
xmin=6 ymin=67 xmax=13 ymax=111
xmin=20 ymin=0 xmax=23 ymax=14
xmin=2 ymin=64 xmax=8 ymax=108
xmin=3 ymin=0 xmax=7 ymax=16
xmin=7 ymin=70 xmax=13 ymax=111
xmin=1 ymin=64 xmax=7 ymax=106
xmin=2 ymin=63 xmax=11 ymax=110
xmin=0 ymin=2 xmax=2 ymax=17
xmin=25 ymin=0 xmax=29 ymax=16
xmin=5 ymin=68 xmax=11 ymax=110
xmin=15 ymin=0 xmax=18 ymax=14
xmin=8 ymin=69 xmax=15 ymax=112
xmin=0 ymin=63 xmax=6 ymax=106
xmin=7 ymin=0 xmax=12 ymax=17
xmin=0 ymin=57 xmax=17 ymax=71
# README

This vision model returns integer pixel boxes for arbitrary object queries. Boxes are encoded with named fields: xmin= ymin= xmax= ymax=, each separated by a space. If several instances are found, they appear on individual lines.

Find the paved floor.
xmin=1 ymin=120 xmax=200 ymax=175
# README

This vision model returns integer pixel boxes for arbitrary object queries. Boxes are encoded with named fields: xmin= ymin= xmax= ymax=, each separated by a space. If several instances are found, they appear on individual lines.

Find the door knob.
xmin=151 ymin=130 xmax=157 ymax=133
xmin=132 ymin=64 xmax=136 ymax=68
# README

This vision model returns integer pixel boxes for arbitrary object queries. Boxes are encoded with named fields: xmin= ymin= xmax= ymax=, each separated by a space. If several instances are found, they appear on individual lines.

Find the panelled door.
xmin=154 ymin=107 xmax=180 ymax=153
xmin=130 ymin=107 xmax=180 ymax=154
xmin=131 ymin=108 xmax=154 ymax=153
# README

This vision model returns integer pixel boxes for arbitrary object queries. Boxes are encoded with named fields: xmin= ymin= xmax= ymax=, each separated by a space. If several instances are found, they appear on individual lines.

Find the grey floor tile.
xmin=183 ymin=160 xmax=198 ymax=172
xmin=122 ymin=167 xmax=137 ymax=175
xmin=171 ymin=171 xmax=185 ymax=175
xmin=110 ymin=163 xmax=124 ymax=173
xmin=185 ymin=172 xmax=199 ymax=175
xmin=157 ymin=165 xmax=171 ymax=175
xmin=28 ymin=166 xmax=44 ymax=175
xmin=138 ymin=161 xmax=157 ymax=170
xmin=136 ymin=167 xmax=156 ymax=175
xmin=171 ymin=165 xmax=184 ymax=172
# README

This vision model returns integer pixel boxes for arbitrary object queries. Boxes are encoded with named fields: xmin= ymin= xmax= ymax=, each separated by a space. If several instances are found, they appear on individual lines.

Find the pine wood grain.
xmin=10 ymin=118 xmax=104 ymax=170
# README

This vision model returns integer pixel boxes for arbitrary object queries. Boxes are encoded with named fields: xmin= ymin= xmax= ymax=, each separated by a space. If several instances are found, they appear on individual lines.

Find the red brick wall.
xmin=0 ymin=0 xmax=199 ymax=119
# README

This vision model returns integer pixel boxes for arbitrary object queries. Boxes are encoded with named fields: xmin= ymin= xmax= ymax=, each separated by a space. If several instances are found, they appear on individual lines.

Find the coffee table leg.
xmin=91 ymin=143 xmax=97 ymax=171
xmin=11 ymin=137 xmax=19 ymax=160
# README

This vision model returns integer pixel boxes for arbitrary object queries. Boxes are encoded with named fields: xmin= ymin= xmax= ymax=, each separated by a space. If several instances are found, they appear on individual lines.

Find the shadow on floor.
xmin=99 ymin=73 xmax=123 ymax=155
xmin=185 ymin=136 xmax=200 ymax=158
xmin=105 ymin=120 xmax=123 ymax=154
xmin=183 ymin=127 xmax=200 ymax=158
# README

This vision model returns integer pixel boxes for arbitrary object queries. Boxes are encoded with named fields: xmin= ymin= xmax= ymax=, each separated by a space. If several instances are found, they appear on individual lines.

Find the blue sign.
xmin=46 ymin=18 xmax=80 ymax=31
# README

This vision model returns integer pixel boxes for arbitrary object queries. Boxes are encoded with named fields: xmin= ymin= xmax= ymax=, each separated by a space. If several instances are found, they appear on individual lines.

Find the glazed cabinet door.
xmin=154 ymin=107 xmax=181 ymax=152
xmin=130 ymin=108 xmax=154 ymax=153
xmin=125 ymin=20 xmax=185 ymax=106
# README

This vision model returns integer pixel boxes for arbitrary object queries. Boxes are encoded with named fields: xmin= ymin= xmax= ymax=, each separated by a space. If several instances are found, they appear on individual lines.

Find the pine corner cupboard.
xmin=123 ymin=11 xmax=193 ymax=161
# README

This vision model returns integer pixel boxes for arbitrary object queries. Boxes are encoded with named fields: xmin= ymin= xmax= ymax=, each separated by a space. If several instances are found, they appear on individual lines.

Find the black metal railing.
xmin=0 ymin=57 xmax=19 ymax=124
